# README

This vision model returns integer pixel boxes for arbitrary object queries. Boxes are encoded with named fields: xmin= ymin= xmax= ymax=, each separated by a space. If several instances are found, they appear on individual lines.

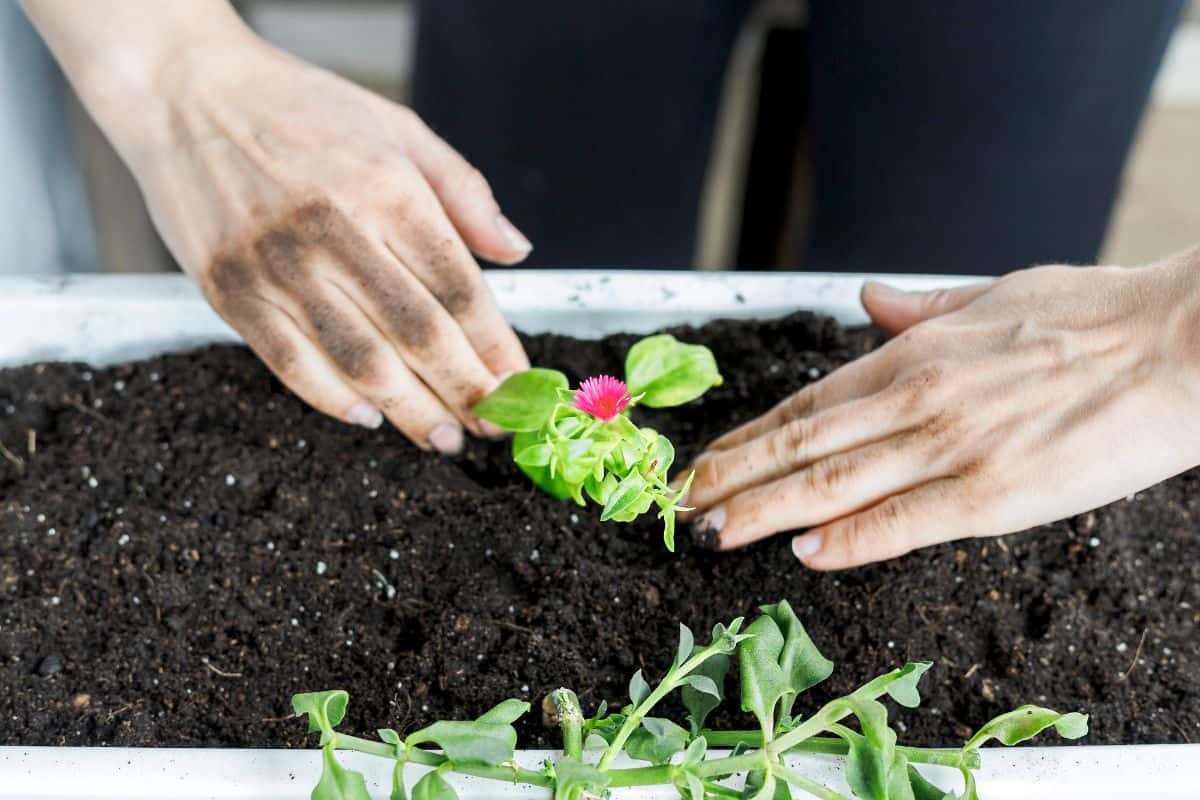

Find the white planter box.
xmin=0 ymin=271 xmax=1196 ymax=799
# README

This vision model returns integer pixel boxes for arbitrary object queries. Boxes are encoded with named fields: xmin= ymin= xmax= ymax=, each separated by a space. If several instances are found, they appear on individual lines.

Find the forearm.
xmin=20 ymin=0 xmax=252 ymax=157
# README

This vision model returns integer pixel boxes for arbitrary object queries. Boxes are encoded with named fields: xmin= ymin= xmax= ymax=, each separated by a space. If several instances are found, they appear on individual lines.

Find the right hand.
xmin=103 ymin=27 xmax=532 ymax=452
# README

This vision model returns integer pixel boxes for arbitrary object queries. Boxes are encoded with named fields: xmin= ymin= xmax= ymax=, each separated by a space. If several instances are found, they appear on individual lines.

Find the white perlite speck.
xmin=225 ymin=474 xmax=236 ymax=486
xmin=316 ymin=561 xmax=327 ymax=576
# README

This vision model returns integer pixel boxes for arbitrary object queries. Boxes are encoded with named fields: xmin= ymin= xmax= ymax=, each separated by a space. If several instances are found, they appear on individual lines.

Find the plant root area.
xmin=1 ymin=313 xmax=1196 ymax=748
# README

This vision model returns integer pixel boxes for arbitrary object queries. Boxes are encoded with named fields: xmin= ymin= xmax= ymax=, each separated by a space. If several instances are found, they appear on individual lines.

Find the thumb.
xmin=861 ymin=280 xmax=992 ymax=335
xmin=404 ymin=115 xmax=533 ymax=265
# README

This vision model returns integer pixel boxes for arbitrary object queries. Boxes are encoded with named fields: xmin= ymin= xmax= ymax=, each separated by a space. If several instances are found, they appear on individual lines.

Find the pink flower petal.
xmin=574 ymin=375 xmax=632 ymax=421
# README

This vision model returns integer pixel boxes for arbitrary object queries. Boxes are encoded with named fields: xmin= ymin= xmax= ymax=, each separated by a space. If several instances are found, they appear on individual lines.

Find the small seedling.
xmin=471 ymin=334 xmax=723 ymax=550
xmin=293 ymin=599 xmax=1087 ymax=800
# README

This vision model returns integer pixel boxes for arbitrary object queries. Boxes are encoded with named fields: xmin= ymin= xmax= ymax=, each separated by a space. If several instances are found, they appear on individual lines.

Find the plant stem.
xmin=333 ymin=734 xmax=554 ymax=788
xmin=774 ymin=764 xmax=851 ymax=800
xmin=597 ymin=643 xmax=724 ymax=770
xmin=699 ymin=731 xmax=975 ymax=768
xmin=693 ymin=752 xmax=768 ymax=779
xmin=552 ymin=688 xmax=584 ymax=761
xmin=769 ymin=669 xmax=914 ymax=756
xmin=703 ymin=781 xmax=744 ymax=799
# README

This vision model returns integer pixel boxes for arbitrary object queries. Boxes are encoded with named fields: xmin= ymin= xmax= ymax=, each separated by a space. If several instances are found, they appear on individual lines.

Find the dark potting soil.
xmin=1 ymin=313 xmax=1197 ymax=751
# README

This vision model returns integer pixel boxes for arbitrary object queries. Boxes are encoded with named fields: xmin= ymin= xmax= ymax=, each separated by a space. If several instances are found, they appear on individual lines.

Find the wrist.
xmin=23 ymin=0 xmax=256 ymax=160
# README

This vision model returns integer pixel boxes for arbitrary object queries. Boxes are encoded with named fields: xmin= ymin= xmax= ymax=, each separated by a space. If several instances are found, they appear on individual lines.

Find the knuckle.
xmin=773 ymin=418 xmax=811 ymax=465
xmin=203 ymin=257 xmax=257 ymax=304
xmin=804 ymin=456 xmax=853 ymax=501
xmin=452 ymin=164 xmax=492 ymax=199
xmin=779 ymin=388 xmax=815 ymax=424
xmin=897 ymin=361 xmax=953 ymax=408
xmin=291 ymin=199 xmax=343 ymax=242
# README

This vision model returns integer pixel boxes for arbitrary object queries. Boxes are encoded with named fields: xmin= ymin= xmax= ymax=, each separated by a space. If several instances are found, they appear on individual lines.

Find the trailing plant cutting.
xmin=292 ymin=599 xmax=1088 ymax=800
xmin=471 ymin=334 xmax=723 ymax=550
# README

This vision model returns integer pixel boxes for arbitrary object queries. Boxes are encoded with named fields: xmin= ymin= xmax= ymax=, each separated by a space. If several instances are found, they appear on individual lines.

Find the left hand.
xmin=679 ymin=254 xmax=1200 ymax=570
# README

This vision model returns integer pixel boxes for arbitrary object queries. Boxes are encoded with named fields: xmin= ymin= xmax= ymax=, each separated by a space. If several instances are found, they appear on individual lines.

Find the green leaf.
xmin=677 ymin=623 xmax=695 ymax=667
xmin=964 ymin=706 xmax=1089 ymax=750
xmin=885 ymin=753 xmax=917 ymax=800
xmin=583 ymin=733 xmax=609 ymax=750
xmin=639 ymin=430 xmax=675 ymax=478
xmin=661 ymin=506 xmax=678 ymax=552
xmin=831 ymin=721 xmax=893 ymax=800
xmin=378 ymin=728 xmax=405 ymax=757
xmin=476 ymin=698 xmax=529 ymax=725
xmin=906 ymin=765 xmax=955 ymax=800
xmin=514 ymin=442 xmax=552 ymax=467
xmin=512 ymin=431 xmax=575 ymax=500
xmin=683 ymin=737 xmax=708 ymax=766
xmin=625 ymin=717 xmax=689 ymax=764
xmin=601 ymin=471 xmax=652 ymax=522
xmin=743 ymin=769 xmax=790 ymax=800
xmin=625 ymin=334 xmax=723 ymax=408
xmin=682 ymin=652 xmax=729 ymax=734
xmin=884 ymin=662 xmax=932 ymax=709
xmin=554 ymin=759 xmax=611 ymax=798
xmin=312 ymin=746 xmax=372 ymax=800
xmin=471 ymin=369 xmax=568 ymax=432
xmin=293 ymin=690 xmax=349 ymax=735
xmin=738 ymin=614 xmax=791 ymax=733
xmin=629 ymin=669 xmax=651 ymax=707
xmin=412 ymin=770 xmax=457 ymax=800
xmin=584 ymin=472 xmax=619 ymax=506
xmin=760 ymin=600 xmax=834 ymax=720
xmin=406 ymin=708 xmax=521 ymax=766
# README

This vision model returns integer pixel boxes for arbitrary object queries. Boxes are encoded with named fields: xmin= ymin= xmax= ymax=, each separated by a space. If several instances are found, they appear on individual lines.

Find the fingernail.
xmin=695 ymin=506 xmax=725 ymax=533
xmin=792 ymin=533 xmax=823 ymax=561
xmin=495 ymin=214 xmax=532 ymax=254
xmin=346 ymin=402 xmax=383 ymax=429
xmin=496 ymin=370 xmax=515 ymax=383
xmin=429 ymin=423 xmax=464 ymax=455
xmin=690 ymin=506 xmax=725 ymax=550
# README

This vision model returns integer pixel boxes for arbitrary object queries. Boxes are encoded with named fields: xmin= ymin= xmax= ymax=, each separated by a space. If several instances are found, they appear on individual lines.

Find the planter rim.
xmin=0 ymin=270 xmax=980 ymax=368
xmin=2 ymin=744 xmax=1199 ymax=799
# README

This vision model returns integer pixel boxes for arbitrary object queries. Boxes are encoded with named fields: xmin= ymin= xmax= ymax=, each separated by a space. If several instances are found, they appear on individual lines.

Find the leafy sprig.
xmin=471 ymin=334 xmax=723 ymax=550
xmin=292 ymin=599 xmax=1088 ymax=800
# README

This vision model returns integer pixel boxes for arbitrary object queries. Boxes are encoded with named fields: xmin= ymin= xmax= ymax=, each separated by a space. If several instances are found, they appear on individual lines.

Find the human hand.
xmin=33 ymin=2 xmax=531 ymax=452
xmin=680 ymin=253 xmax=1200 ymax=569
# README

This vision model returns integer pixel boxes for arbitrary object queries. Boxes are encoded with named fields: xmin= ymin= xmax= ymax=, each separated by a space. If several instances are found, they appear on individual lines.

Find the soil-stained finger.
xmin=319 ymin=230 xmax=504 ymax=434
xmin=793 ymin=477 xmax=968 ymax=570
xmin=380 ymin=176 xmax=529 ymax=379
xmin=680 ymin=385 xmax=928 ymax=519
xmin=704 ymin=347 xmax=896 ymax=453
xmin=288 ymin=281 xmax=470 ymax=452
xmin=689 ymin=433 xmax=941 ymax=551
xmin=213 ymin=294 xmax=380 ymax=428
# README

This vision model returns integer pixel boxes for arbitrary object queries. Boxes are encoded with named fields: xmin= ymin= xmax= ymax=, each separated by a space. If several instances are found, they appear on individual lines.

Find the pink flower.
xmin=574 ymin=375 xmax=632 ymax=421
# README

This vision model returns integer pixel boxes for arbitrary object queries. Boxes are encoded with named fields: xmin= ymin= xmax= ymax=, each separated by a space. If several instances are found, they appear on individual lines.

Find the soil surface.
xmin=1 ymin=313 xmax=1197 ymax=750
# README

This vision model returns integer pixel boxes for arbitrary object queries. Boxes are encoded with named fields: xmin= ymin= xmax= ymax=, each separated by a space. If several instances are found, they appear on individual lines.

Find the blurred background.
xmin=2 ymin=0 xmax=1198 ymax=275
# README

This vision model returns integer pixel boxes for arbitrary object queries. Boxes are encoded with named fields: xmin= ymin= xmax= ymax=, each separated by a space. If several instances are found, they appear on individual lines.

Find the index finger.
xmin=704 ymin=347 xmax=896 ymax=453
xmin=382 ymin=168 xmax=529 ymax=379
